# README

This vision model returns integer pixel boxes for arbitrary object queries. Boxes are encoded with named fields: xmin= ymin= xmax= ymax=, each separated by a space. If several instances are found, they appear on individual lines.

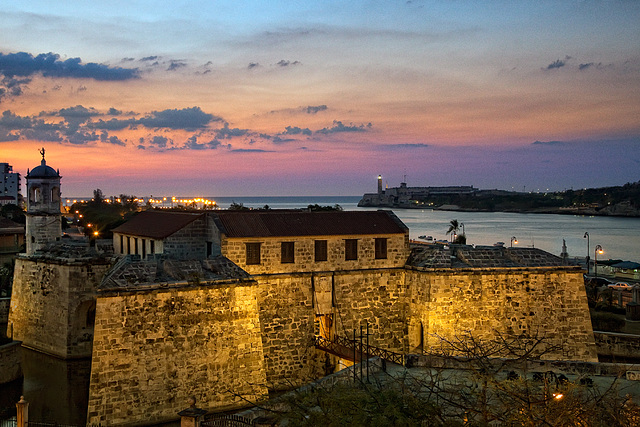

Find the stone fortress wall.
xmin=405 ymin=268 xmax=597 ymax=361
xmin=86 ymin=263 xmax=596 ymax=424
xmin=8 ymin=257 xmax=111 ymax=358
xmin=87 ymin=283 xmax=268 ymax=426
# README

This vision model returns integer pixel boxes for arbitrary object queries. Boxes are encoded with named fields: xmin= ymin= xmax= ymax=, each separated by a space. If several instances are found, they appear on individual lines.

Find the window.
xmin=142 ymin=239 xmax=146 ymax=258
xmin=375 ymin=238 xmax=388 ymax=259
xmin=120 ymin=235 xmax=124 ymax=254
xmin=345 ymin=239 xmax=358 ymax=261
xmin=246 ymin=242 xmax=261 ymax=265
xmin=281 ymin=242 xmax=295 ymax=263
xmin=150 ymin=240 xmax=155 ymax=254
xmin=127 ymin=236 xmax=131 ymax=254
xmin=134 ymin=238 xmax=139 ymax=255
xmin=315 ymin=240 xmax=328 ymax=262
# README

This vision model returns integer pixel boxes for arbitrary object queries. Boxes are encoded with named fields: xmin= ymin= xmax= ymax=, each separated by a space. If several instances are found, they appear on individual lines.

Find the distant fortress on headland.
xmin=358 ymin=175 xmax=478 ymax=208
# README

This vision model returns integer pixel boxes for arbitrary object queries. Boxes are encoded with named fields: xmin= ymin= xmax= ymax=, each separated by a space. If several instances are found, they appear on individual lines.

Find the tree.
xmin=259 ymin=332 xmax=640 ymax=426
xmin=446 ymin=219 xmax=465 ymax=243
xmin=229 ymin=201 xmax=250 ymax=211
xmin=446 ymin=219 xmax=460 ymax=237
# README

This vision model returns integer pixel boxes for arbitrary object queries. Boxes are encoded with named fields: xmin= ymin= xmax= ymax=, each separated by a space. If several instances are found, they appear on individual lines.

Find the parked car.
xmin=608 ymin=282 xmax=633 ymax=291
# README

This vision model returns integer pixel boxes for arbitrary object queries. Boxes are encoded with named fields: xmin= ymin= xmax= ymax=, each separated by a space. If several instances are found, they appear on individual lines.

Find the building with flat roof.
xmin=0 ymin=163 xmax=21 ymax=207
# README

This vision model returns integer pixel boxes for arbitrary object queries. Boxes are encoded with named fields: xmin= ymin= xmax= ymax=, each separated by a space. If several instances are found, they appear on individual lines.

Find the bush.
xmin=590 ymin=311 xmax=625 ymax=332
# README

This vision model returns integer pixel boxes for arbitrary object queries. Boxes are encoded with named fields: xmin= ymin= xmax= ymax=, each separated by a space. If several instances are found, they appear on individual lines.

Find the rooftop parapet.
xmin=407 ymin=244 xmax=578 ymax=270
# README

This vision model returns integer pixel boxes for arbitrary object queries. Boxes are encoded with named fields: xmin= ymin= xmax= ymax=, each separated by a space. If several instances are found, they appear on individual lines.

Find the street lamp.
xmin=510 ymin=236 xmax=518 ymax=248
xmin=594 ymin=245 xmax=603 ymax=278
xmin=584 ymin=232 xmax=590 ymax=274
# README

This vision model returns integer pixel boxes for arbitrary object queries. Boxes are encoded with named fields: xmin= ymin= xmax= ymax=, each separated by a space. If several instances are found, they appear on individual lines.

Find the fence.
xmin=201 ymin=414 xmax=255 ymax=426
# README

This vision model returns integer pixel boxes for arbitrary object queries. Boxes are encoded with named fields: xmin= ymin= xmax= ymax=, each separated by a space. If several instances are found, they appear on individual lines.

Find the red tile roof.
xmin=213 ymin=210 xmax=407 ymax=238
xmin=111 ymin=211 xmax=204 ymax=239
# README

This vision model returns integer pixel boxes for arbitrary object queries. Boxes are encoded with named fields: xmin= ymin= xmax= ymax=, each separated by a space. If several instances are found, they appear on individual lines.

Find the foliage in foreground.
xmin=267 ymin=333 xmax=640 ymax=426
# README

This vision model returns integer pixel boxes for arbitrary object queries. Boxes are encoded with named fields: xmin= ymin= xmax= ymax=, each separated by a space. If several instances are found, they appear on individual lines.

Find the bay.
xmin=215 ymin=196 xmax=639 ymax=262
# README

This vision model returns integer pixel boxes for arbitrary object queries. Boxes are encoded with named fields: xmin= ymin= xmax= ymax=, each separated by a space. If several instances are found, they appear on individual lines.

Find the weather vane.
xmin=39 ymin=147 xmax=45 ymax=160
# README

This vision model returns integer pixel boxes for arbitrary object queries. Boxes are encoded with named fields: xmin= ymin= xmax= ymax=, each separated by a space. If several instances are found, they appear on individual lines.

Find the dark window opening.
xmin=281 ymin=241 xmax=295 ymax=263
xmin=120 ymin=235 xmax=124 ymax=254
xmin=127 ymin=237 xmax=131 ymax=254
xmin=207 ymin=241 xmax=213 ymax=258
xmin=134 ymin=238 xmax=138 ymax=255
xmin=246 ymin=242 xmax=261 ymax=265
xmin=375 ymin=238 xmax=388 ymax=259
xmin=345 ymin=239 xmax=358 ymax=261
xmin=150 ymin=240 xmax=155 ymax=254
xmin=86 ymin=305 xmax=96 ymax=328
xmin=315 ymin=240 xmax=328 ymax=262
xmin=142 ymin=239 xmax=146 ymax=258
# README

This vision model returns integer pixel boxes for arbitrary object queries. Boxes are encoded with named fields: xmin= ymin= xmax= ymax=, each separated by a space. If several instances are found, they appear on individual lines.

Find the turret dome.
xmin=27 ymin=158 xmax=60 ymax=178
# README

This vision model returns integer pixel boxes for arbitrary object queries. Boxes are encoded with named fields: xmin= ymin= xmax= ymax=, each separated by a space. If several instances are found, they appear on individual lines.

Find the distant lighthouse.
xmin=377 ymin=175 xmax=383 ymax=194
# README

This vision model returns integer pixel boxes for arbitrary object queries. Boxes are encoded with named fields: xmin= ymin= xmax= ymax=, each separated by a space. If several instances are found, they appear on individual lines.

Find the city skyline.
xmin=1 ymin=1 xmax=639 ymax=196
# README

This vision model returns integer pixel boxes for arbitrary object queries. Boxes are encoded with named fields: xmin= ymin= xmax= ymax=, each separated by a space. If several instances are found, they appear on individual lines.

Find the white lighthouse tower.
xmin=25 ymin=148 xmax=62 ymax=255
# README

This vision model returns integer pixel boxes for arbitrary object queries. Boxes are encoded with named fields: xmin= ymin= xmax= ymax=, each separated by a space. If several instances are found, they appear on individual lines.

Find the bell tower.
xmin=25 ymin=148 xmax=62 ymax=255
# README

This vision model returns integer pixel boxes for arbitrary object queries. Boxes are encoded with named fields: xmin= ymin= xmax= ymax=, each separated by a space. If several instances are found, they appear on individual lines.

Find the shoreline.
xmin=358 ymin=203 xmax=640 ymax=218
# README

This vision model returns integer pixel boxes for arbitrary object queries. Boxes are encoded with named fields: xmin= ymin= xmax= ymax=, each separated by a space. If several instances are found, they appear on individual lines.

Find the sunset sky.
xmin=1 ymin=1 xmax=639 ymax=197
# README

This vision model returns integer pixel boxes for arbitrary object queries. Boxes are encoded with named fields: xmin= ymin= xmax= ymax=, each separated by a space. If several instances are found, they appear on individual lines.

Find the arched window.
xmin=30 ymin=186 xmax=41 ymax=203
xmin=51 ymin=186 xmax=59 ymax=202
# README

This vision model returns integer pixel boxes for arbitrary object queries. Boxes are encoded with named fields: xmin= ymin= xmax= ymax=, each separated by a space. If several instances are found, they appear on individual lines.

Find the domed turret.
xmin=25 ymin=148 xmax=62 ymax=254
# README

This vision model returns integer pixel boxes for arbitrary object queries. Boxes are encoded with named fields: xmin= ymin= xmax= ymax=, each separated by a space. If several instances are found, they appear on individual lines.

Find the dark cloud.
xmin=248 ymin=62 xmax=260 ymax=69
xmin=272 ymin=136 xmax=296 ymax=144
xmin=316 ymin=120 xmax=372 ymax=134
xmin=149 ymin=135 xmax=171 ymax=148
xmin=99 ymin=132 xmax=126 ymax=146
xmin=579 ymin=62 xmax=594 ymax=71
xmin=378 ymin=143 xmax=429 ymax=150
xmin=68 ymin=131 xmax=101 ymax=145
xmin=90 ymin=118 xmax=137 ymax=130
xmin=56 ymin=105 xmax=100 ymax=119
xmin=0 ymin=52 xmax=139 ymax=101
xmin=183 ymin=135 xmax=223 ymax=150
xmin=231 ymin=148 xmax=273 ymax=153
xmin=107 ymin=107 xmax=123 ymax=116
xmin=546 ymin=59 xmax=566 ymax=70
xmin=167 ymin=60 xmax=187 ymax=71
xmin=0 ymin=110 xmax=34 ymax=129
xmin=1 ymin=75 xmax=30 ymax=100
xmin=306 ymin=105 xmax=327 ymax=114
xmin=122 ymin=58 xmax=135 ymax=62
xmin=138 ymin=107 xmax=222 ymax=130
xmin=532 ymin=140 xmax=564 ymax=146
xmin=276 ymin=60 xmax=300 ymax=67
xmin=140 ymin=56 xmax=158 ymax=62
xmin=0 ymin=129 xmax=20 ymax=142
xmin=0 ymin=52 xmax=140 ymax=81
xmin=281 ymin=126 xmax=312 ymax=136
xmin=214 ymin=123 xmax=248 ymax=139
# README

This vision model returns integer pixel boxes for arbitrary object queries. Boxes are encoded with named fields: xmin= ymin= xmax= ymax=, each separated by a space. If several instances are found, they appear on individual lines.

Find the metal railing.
xmin=314 ymin=335 xmax=405 ymax=366
xmin=202 ymin=414 xmax=255 ymax=426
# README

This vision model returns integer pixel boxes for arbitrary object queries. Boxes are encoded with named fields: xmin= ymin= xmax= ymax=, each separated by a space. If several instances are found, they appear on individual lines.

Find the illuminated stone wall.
xmin=406 ymin=268 xmax=598 ymax=362
xmin=8 ymin=257 xmax=110 ymax=358
xmin=254 ymin=268 xmax=410 ymax=390
xmin=222 ymin=233 xmax=409 ymax=275
xmin=87 ymin=283 xmax=268 ymax=426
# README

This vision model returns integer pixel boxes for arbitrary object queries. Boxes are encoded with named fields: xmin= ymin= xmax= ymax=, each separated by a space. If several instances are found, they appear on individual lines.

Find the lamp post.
xmin=594 ymin=245 xmax=603 ymax=278
xmin=510 ymin=236 xmax=518 ymax=248
xmin=584 ymin=232 xmax=590 ymax=274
